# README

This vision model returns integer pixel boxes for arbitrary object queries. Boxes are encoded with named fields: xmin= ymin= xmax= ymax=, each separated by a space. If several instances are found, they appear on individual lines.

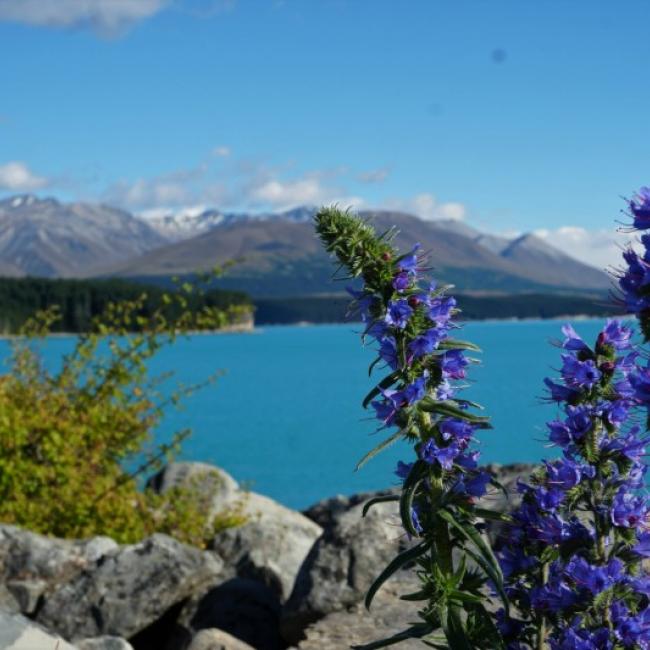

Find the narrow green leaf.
xmin=362 ymin=494 xmax=400 ymax=517
xmin=399 ymin=588 xmax=431 ymax=601
xmin=437 ymin=508 xmax=503 ymax=584
xmin=464 ymin=547 xmax=510 ymax=615
xmin=399 ymin=461 xmax=426 ymax=536
xmin=365 ymin=540 xmax=431 ymax=610
xmin=368 ymin=356 xmax=382 ymax=377
xmin=351 ymin=624 xmax=435 ymax=650
xmin=421 ymin=641 xmax=450 ymax=649
xmin=448 ymin=589 xmax=484 ymax=605
xmin=443 ymin=606 xmax=473 ymax=650
xmin=362 ymin=370 xmax=401 ymax=409
xmin=418 ymin=398 xmax=491 ymax=425
xmin=455 ymin=398 xmax=485 ymax=410
xmin=356 ymin=429 xmax=404 ymax=471
xmin=471 ymin=508 xmax=513 ymax=523
xmin=438 ymin=338 xmax=482 ymax=352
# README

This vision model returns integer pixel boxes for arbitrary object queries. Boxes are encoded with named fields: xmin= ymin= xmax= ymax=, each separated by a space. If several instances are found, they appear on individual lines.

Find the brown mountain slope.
xmin=99 ymin=210 xmax=610 ymax=297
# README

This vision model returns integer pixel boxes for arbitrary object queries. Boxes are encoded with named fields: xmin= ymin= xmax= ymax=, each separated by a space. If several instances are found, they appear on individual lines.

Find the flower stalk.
xmin=315 ymin=206 xmax=507 ymax=650
xmin=496 ymin=318 xmax=650 ymax=648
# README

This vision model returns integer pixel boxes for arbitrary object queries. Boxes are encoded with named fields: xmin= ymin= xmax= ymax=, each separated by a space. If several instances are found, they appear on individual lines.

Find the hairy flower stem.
xmin=536 ymin=562 xmax=549 ymax=650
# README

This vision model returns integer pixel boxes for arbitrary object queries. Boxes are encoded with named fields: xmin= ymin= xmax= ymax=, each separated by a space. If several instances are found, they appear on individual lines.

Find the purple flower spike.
xmin=498 ymin=318 xmax=650 ymax=648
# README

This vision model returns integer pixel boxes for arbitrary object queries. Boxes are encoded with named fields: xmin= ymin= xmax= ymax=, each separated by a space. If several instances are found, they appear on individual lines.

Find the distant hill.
xmin=0 ymin=195 xmax=611 ymax=297
xmin=0 ymin=195 xmax=166 ymax=277
xmin=104 ymin=209 xmax=611 ymax=297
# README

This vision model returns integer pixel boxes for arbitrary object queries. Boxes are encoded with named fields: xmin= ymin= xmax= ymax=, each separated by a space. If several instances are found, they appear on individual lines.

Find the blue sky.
xmin=0 ymin=0 xmax=649 ymax=266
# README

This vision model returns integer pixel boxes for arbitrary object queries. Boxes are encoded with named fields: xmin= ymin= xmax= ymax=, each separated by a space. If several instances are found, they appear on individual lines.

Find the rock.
xmin=295 ymin=571 xmax=423 ymax=650
xmin=210 ymin=492 xmax=322 ymax=602
xmin=0 ymin=524 xmax=118 ymax=616
xmin=0 ymin=585 xmax=20 ymax=614
xmin=0 ymin=609 xmax=77 ymax=650
xmin=147 ymin=462 xmax=240 ymax=523
xmin=184 ymin=578 xmax=284 ymax=650
xmin=152 ymin=462 xmax=323 ymax=603
xmin=36 ymin=533 xmax=223 ymax=641
xmin=5 ymin=579 xmax=47 ymax=614
xmin=302 ymin=489 xmax=397 ymax=530
xmin=280 ymin=497 xmax=404 ymax=645
xmin=76 ymin=637 xmax=135 ymax=650
xmin=188 ymin=628 xmax=256 ymax=650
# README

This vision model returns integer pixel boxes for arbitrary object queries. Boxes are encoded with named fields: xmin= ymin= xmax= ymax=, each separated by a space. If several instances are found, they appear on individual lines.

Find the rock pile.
xmin=0 ymin=462 xmax=534 ymax=650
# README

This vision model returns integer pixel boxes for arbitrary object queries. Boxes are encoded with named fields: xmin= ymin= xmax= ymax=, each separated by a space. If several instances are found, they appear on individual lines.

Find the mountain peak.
xmin=0 ymin=194 xmax=57 ymax=210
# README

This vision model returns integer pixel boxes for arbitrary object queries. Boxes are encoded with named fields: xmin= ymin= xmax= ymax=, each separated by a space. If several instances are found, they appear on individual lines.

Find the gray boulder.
xmin=210 ymin=492 xmax=322 ymax=602
xmin=0 ymin=610 xmax=77 ymax=650
xmin=151 ymin=461 xmax=323 ymax=603
xmin=281 ymin=497 xmax=404 ymax=645
xmin=301 ymin=489 xmax=397 ymax=530
xmin=295 ymin=570 xmax=423 ymax=650
xmin=188 ymin=627 xmax=256 ymax=650
xmin=147 ymin=462 xmax=240 ymax=523
xmin=36 ymin=533 xmax=223 ymax=641
xmin=0 ymin=524 xmax=118 ymax=615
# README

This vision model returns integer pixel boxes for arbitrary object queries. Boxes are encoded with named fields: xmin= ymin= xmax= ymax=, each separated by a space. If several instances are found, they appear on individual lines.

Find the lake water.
xmin=0 ymin=319 xmax=616 ymax=510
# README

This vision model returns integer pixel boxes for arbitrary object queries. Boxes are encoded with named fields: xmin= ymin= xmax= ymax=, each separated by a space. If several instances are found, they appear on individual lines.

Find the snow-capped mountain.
xmin=0 ymin=195 xmax=610 ymax=295
xmin=0 ymin=194 xmax=166 ymax=277
xmin=137 ymin=205 xmax=318 ymax=241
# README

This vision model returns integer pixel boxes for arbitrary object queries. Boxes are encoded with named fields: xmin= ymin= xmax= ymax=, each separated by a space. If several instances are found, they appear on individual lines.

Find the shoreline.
xmin=0 ymin=312 xmax=624 ymax=339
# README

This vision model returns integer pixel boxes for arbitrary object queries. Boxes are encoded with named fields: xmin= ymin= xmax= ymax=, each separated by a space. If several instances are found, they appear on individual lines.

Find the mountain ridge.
xmin=0 ymin=195 xmax=611 ymax=298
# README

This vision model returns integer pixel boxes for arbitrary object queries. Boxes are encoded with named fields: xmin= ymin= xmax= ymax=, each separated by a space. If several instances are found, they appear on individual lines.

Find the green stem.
xmin=536 ymin=562 xmax=549 ymax=650
xmin=431 ymin=477 xmax=454 ymax=574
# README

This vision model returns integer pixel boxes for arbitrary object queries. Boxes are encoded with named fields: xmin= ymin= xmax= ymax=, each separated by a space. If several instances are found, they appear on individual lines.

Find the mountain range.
xmin=0 ymin=194 xmax=611 ymax=298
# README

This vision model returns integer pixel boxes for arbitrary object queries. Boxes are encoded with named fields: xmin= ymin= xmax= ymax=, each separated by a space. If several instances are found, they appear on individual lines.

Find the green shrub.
xmin=0 ymin=288 xmax=246 ymax=546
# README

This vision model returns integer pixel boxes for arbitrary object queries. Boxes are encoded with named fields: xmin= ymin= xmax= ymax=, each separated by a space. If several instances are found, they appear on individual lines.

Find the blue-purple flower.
xmin=385 ymin=299 xmax=413 ymax=329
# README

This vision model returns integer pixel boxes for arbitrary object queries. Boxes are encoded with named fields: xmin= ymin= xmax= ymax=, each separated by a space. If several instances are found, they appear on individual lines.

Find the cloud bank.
xmin=0 ymin=161 xmax=48 ymax=191
xmin=533 ymin=226 xmax=634 ymax=271
xmin=0 ymin=0 xmax=169 ymax=36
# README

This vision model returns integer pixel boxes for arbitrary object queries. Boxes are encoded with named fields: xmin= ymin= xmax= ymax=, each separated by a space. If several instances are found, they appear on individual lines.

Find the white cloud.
xmin=245 ymin=170 xmax=363 ymax=211
xmin=386 ymin=192 xmax=467 ymax=221
xmin=0 ymin=161 xmax=48 ymax=191
xmin=105 ymin=177 xmax=190 ymax=209
xmin=533 ymin=225 xmax=636 ymax=270
xmin=0 ymin=0 xmax=169 ymax=36
xmin=251 ymin=178 xmax=326 ymax=206
xmin=357 ymin=167 xmax=390 ymax=184
xmin=212 ymin=146 xmax=231 ymax=158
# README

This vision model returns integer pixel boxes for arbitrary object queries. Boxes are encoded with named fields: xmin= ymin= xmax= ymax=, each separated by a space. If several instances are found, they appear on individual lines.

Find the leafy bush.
xmin=0 ymin=288 xmax=246 ymax=546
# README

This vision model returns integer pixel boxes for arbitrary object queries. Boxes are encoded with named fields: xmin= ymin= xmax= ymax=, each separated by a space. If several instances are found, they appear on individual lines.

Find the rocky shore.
xmin=0 ymin=462 xmax=534 ymax=650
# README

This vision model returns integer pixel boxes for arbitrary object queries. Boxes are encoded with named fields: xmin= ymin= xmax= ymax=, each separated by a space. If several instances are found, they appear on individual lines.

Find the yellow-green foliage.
xmin=0 ymin=287 xmax=246 ymax=546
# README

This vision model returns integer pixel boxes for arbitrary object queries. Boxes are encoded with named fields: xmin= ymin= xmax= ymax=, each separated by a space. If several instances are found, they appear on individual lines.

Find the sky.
xmin=1 ymin=0 xmax=649 ymax=268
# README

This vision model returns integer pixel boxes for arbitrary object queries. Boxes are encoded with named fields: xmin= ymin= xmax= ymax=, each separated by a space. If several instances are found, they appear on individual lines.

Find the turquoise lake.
xmin=2 ymin=319 xmax=617 ymax=510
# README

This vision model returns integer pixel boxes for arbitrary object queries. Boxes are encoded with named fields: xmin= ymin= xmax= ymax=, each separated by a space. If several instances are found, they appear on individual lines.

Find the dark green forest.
xmin=0 ymin=277 xmax=252 ymax=334
xmin=254 ymin=292 xmax=620 ymax=325
xmin=0 ymin=277 xmax=620 ymax=333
